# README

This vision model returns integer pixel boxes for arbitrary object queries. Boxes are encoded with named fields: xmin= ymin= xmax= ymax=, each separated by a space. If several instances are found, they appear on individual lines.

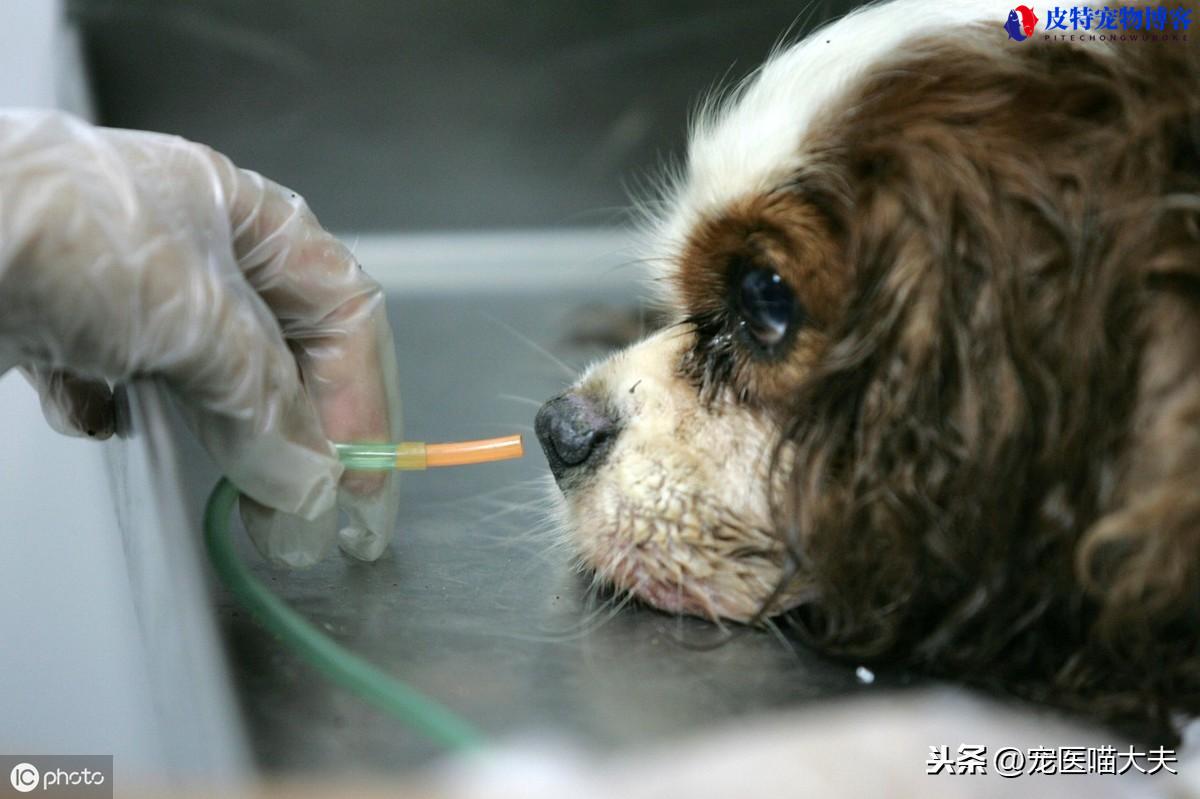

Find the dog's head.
xmin=537 ymin=1 xmax=1200 ymax=731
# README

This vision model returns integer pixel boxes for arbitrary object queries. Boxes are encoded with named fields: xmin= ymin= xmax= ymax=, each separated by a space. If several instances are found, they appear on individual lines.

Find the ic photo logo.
xmin=9 ymin=763 xmax=39 ymax=793
xmin=3 ymin=757 xmax=110 ymax=796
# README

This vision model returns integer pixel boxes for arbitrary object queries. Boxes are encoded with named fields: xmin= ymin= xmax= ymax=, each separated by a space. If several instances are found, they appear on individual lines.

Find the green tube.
xmin=333 ymin=442 xmax=404 ymax=470
xmin=203 ymin=475 xmax=486 ymax=751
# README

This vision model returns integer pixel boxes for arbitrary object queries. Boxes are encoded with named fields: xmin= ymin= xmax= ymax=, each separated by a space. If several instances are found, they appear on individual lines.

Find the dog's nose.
xmin=535 ymin=393 xmax=617 ymax=480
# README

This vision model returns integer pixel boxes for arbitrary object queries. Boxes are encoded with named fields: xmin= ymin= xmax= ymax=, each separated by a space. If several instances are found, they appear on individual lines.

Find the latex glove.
xmin=0 ymin=109 xmax=401 ymax=566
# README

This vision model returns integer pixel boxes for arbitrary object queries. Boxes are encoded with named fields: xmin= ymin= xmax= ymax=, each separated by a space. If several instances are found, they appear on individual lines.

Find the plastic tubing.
xmin=203 ymin=435 xmax=524 ymax=751
xmin=334 ymin=435 xmax=524 ymax=470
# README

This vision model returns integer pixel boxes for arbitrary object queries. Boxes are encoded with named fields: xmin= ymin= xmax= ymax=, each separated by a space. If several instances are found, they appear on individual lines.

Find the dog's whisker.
xmin=496 ymin=393 xmax=545 ymax=409
xmin=479 ymin=312 xmax=578 ymax=378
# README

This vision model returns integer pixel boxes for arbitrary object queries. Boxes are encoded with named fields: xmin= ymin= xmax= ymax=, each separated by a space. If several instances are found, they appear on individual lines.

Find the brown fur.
xmin=546 ymin=19 xmax=1200 ymax=743
xmin=676 ymin=193 xmax=846 ymax=410
xmin=736 ymin=34 xmax=1200 ymax=738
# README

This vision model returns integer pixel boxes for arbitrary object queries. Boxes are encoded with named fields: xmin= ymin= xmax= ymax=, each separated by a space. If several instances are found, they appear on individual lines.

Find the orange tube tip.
xmin=425 ymin=434 xmax=524 ymax=468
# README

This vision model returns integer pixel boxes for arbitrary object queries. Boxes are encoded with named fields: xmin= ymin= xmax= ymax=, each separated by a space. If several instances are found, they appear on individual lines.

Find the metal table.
xmin=211 ymin=244 xmax=883 ymax=774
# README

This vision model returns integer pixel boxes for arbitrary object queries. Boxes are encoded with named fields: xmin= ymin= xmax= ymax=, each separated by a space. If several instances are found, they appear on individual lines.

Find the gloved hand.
xmin=0 ymin=109 xmax=402 ymax=566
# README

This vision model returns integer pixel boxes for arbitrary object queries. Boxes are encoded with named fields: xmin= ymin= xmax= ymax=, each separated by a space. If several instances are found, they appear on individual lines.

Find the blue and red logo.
xmin=1004 ymin=5 xmax=1040 ymax=39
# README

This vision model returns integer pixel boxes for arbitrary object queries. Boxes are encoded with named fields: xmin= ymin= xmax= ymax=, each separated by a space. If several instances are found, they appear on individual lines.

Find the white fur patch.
xmin=641 ymin=0 xmax=1019 ymax=296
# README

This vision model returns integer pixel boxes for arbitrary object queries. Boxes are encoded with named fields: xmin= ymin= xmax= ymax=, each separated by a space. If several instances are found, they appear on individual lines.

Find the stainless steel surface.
xmin=202 ymin=237 xmax=899 ymax=774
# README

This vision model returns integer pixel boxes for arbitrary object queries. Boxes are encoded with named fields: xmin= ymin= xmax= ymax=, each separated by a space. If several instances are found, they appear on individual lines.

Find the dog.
xmin=535 ymin=0 xmax=1200 ymax=738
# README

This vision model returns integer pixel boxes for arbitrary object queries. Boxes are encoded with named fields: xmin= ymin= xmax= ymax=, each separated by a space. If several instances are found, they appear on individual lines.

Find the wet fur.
xmin=550 ymin=5 xmax=1200 ymax=739
xmin=769 ymin=35 xmax=1200 ymax=738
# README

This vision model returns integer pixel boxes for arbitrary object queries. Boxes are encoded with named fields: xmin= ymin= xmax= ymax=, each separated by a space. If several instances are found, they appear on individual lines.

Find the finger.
xmin=0 ymin=117 xmax=341 ymax=552
xmin=99 ymin=130 xmax=397 ymax=488
xmin=240 ymin=495 xmax=338 ymax=568
xmin=20 ymin=366 xmax=115 ymax=439
xmin=214 ymin=162 xmax=403 ymax=557
xmin=324 ymin=315 xmax=403 ymax=561
xmin=219 ymin=164 xmax=398 ymax=459
xmin=157 ymin=268 xmax=343 ymax=521
xmin=28 ymin=218 xmax=344 ymax=520
xmin=89 ymin=129 xmax=346 ymax=521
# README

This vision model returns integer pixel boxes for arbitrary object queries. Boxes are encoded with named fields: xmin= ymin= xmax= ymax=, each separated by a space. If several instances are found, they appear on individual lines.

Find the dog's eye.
xmin=736 ymin=267 xmax=800 ymax=349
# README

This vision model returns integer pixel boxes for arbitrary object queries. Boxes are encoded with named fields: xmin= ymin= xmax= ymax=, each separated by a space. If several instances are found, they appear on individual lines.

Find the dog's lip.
xmin=632 ymin=578 xmax=718 ymax=618
xmin=588 ymin=543 xmax=727 ymax=620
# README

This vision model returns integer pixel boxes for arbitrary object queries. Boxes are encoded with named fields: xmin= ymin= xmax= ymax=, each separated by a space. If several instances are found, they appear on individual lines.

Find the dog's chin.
xmin=567 ymin=515 xmax=771 ymax=622
xmin=596 ymin=544 xmax=736 ymax=620
xmin=559 ymin=504 xmax=782 ymax=623
xmin=551 ymin=456 xmax=798 ymax=624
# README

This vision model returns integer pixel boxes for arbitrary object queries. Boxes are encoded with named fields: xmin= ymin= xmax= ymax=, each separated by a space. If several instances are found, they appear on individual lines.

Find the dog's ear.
xmin=1070 ymin=54 xmax=1200 ymax=721
xmin=1073 ymin=209 xmax=1200 ymax=722
xmin=774 ymin=133 xmax=1057 ymax=663
xmin=772 ymin=33 xmax=1200 ymax=736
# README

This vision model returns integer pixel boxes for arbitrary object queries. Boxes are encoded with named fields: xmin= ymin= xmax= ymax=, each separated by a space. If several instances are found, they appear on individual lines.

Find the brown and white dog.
xmin=536 ymin=0 xmax=1200 ymax=737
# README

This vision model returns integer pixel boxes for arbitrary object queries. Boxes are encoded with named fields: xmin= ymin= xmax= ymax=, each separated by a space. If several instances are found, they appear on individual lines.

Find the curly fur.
xmin=541 ymin=5 xmax=1200 ymax=742
xmin=768 ymin=33 xmax=1200 ymax=738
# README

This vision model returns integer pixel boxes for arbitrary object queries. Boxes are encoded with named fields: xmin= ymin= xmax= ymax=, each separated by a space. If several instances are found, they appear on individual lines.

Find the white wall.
xmin=0 ymin=1 xmax=249 ymax=786
xmin=0 ymin=0 xmax=92 ymax=115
